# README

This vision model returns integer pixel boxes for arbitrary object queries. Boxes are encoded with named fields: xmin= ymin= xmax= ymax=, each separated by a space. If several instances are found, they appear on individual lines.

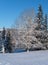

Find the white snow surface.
xmin=0 ymin=50 xmax=48 ymax=65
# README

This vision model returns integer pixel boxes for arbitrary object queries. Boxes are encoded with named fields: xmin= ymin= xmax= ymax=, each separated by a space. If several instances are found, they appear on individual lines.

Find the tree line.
xmin=2 ymin=27 xmax=13 ymax=53
xmin=0 ymin=5 xmax=48 ymax=53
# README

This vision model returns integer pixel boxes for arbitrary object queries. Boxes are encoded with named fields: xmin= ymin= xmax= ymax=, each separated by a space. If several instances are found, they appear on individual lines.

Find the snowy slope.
xmin=0 ymin=50 xmax=48 ymax=65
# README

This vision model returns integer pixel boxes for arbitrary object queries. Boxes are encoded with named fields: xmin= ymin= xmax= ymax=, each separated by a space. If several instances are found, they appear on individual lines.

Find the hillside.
xmin=0 ymin=50 xmax=48 ymax=65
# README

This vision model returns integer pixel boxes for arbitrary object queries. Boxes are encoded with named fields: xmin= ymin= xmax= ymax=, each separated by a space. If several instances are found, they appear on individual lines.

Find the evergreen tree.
xmin=6 ymin=30 xmax=12 ymax=53
xmin=44 ymin=14 xmax=47 ymax=31
xmin=37 ymin=5 xmax=43 ymax=30
xmin=2 ymin=27 xmax=6 ymax=53
xmin=2 ymin=27 xmax=6 ymax=40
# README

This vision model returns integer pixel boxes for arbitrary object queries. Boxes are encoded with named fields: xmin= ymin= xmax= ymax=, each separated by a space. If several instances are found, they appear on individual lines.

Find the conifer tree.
xmin=2 ymin=27 xmax=6 ymax=53
xmin=44 ymin=14 xmax=47 ymax=31
xmin=6 ymin=30 xmax=12 ymax=53
xmin=2 ymin=27 xmax=6 ymax=40
xmin=37 ymin=5 xmax=43 ymax=30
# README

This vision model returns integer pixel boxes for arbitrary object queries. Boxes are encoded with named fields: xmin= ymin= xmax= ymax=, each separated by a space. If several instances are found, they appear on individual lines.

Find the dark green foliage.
xmin=2 ymin=27 xmax=6 ymax=39
xmin=38 ymin=5 xmax=43 ymax=19
xmin=37 ymin=5 xmax=43 ymax=30
xmin=44 ymin=14 xmax=47 ymax=31
xmin=6 ymin=31 xmax=12 ymax=53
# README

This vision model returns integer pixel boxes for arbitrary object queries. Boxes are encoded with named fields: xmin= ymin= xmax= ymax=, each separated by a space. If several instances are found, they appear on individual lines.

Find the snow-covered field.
xmin=0 ymin=50 xmax=48 ymax=65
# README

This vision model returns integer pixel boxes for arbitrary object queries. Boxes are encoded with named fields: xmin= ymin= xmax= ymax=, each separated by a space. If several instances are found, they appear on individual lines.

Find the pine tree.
xmin=2 ymin=27 xmax=6 ymax=40
xmin=44 ymin=14 xmax=47 ymax=31
xmin=37 ymin=5 xmax=43 ymax=30
xmin=6 ymin=30 xmax=12 ymax=53
xmin=2 ymin=27 xmax=6 ymax=53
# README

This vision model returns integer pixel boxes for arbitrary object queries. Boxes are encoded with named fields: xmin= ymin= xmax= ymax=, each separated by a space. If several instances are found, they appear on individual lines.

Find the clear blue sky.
xmin=0 ymin=0 xmax=48 ymax=28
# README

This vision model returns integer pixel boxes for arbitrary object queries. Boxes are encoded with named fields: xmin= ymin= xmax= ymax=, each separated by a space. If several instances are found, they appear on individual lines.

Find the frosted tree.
xmin=13 ymin=8 xmax=35 ymax=30
xmin=2 ymin=27 xmax=6 ymax=53
xmin=37 ymin=5 xmax=43 ymax=30
xmin=2 ymin=27 xmax=6 ymax=40
xmin=6 ymin=30 xmax=12 ymax=53
xmin=44 ymin=14 xmax=47 ymax=31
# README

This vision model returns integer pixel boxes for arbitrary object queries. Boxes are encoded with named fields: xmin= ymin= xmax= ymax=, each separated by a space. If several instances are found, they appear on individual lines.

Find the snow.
xmin=0 ymin=50 xmax=48 ymax=65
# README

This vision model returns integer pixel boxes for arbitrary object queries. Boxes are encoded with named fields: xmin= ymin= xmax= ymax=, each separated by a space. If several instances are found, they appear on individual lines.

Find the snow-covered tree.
xmin=1 ymin=27 xmax=6 ymax=53
xmin=44 ymin=14 xmax=47 ymax=31
xmin=2 ymin=27 xmax=6 ymax=40
xmin=6 ymin=30 xmax=12 ymax=53
xmin=11 ymin=5 xmax=48 ymax=51
xmin=37 ymin=5 xmax=43 ymax=30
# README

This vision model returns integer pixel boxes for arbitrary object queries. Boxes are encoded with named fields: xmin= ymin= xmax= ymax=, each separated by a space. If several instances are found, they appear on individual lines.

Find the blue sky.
xmin=0 ymin=0 xmax=48 ymax=28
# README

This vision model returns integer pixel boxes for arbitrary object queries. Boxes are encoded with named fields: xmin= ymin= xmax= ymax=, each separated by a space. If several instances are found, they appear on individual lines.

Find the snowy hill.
xmin=0 ymin=50 xmax=48 ymax=65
